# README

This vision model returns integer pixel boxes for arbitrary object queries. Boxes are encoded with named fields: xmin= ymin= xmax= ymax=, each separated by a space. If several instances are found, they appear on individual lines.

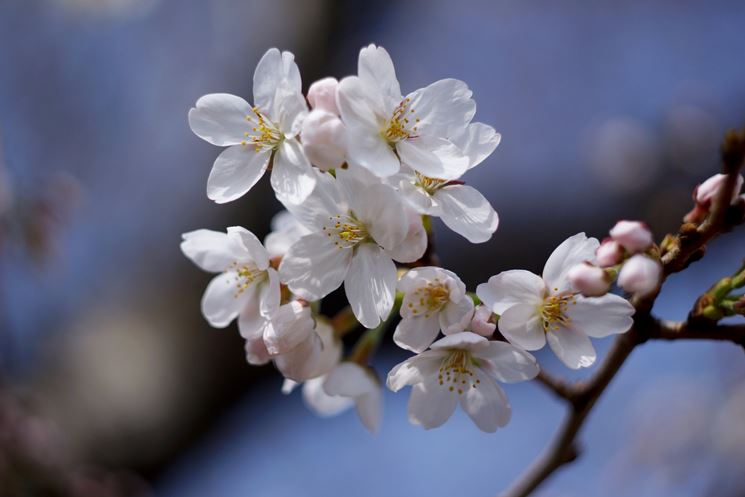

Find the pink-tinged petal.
xmin=568 ymin=294 xmax=634 ymax=338
xmin=542 ymin=233 xmax=600 ymax=292
xmin=435 ymin=185 xmax=498 ymax=244
xmin=244 ymin=335 xmax=271 ymax=366
xmin=386 ymin=350 xmax=444 ymax=392
xmin=201 ymin=272 xmax=254 ymax=328
xmin=270 ymin=139 xmax=316 ymax=205
xmin=476 ymin=270 xmax=545 ymax=315
xmin=473 ymin=342 xmax=539 ymax=383
xmin=307 ymin=77 xmax=340 ymax=114
xmin=393 ymin=315 xmax=441 ymax=354
xmin=263 ymin=301 xmax=314 ymax=355
xmin=470 ymin=305 xmax=496 ymax=337
xmin=345 ymin=244 xmax=397 ymax=329
xmin=440 ymin=297 xmax=474 ymax=335
xmin=188 ymin=93 xmax=251 ymax=146
xmin=206 ymin=145 xmax=270 ymax=204
xmin=301 ymin=109 xmax=346 ymax=170
xmin=407 ymin=376 xmax=458 ymax=430
xmin=617 ymin=254 xmax=662 ymax=297
xmin=460 ymin=369 xmax=511 ymax=432
xmin=546 ymin=327 xmax=597 ymax=369
xmin=609 ymin=220 xmax=653 ymax=253
xmin=497 ymin=303 xmax=546 ymax=351
xmin=397 ymin=136 xmax=469 ymax=180
xmin=279 ymin=233 xmax=352 ymax=300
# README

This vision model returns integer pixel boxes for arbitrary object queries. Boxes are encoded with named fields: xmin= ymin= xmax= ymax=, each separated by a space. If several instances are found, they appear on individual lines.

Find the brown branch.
xmin=500 ymin=129 xmax=745 ymax=497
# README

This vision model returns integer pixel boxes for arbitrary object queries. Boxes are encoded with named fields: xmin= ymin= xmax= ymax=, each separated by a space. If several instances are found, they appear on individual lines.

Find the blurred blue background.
xmin=0 ymin=0 xmax=744 ymax=496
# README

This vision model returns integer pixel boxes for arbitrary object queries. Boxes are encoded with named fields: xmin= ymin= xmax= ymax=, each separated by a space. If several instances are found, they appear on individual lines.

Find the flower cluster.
xmin=181 ymin=45 xmax=641 ymax=433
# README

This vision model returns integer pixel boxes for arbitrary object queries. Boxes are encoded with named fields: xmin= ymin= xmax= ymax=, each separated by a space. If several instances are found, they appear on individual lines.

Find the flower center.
xmin=406 ymin=279 xmax=450 ymax=318
xmin=438 ymin=350 xmax=480 ymax=395
xmin=242 ymin=106 xmax=283 ymax=152
xmin=322 ymin=214 xmax=370 ymax=249
xmin=538 ymin=290 xmax=577 ymax=332
xmin=415 ymin=172 xmax=449 ymax=195
xmin=229 ymin=262 xmax=266 ymax=298
xmin=381 ymin=97 xmax=420 ymax=144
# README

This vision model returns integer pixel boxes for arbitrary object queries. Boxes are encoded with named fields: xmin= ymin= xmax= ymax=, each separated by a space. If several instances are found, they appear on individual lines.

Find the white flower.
xmin=271 ymin=319 xmax=342 ymax=381
xmin=617 ymin=254 xmax=662 ymax=297
xmin=387 ymin=332 xmax=538 ymax=432
xmin=188 ymin=48 xmax=315 ymax=204
xmin=609 ymin=220 xmax=653 ymax=253
xmin=263 ymin=210 xmax=310 ymax=259
xmin=392 ymin=120 xmax=500 ymax=243
xmin=393 ymin=267 xmax=474 ymax=353
xmin=477 ymin=233 xmax=635 ymax=369
xmin=180 ymin=226 xmax=277 ymax=329
xmin=292 ymin=363 xmax=382 ymax=434
xmin=336 ymin=44 xmax=477 ymax=179
xmin=279 ymin=168 xmax=425 ymax=328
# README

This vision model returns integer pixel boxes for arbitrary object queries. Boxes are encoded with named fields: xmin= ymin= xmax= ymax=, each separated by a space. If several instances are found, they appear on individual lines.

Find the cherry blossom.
xmin=387 ymin=332 xmax=538 ymax=432
xmin=476 ymin=233 xmax=635 ymax=369
xmin=618 ymin=254 xmax=662 ymax=297
xmin=301 ymin=77 xmax=347 ymax=171
xmin=279 ymin=168 xmax=425 ymax=328
xmin=609 ymin=220 xmax=653 ymax=253
xmin=188 ymin=48 xmax=315 ymax=204
xmin=336 ymin=44 xmax=477 ymax=179
xmin=393 ymin=267 xmax=474 ymax=353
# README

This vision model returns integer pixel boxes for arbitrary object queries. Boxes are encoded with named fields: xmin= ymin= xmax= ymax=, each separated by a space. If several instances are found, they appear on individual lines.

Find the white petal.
xmin=270 ymin=139 xmax=316 ymax=205
xmin=301 ymin=376 xmax=354 ymax=417
xmin=258 ymin=267 xmax=280 ymax=317
xmin=244 ymin=335 xmax=271 ymax=365
xmin=455 ymin=122 xmax=501 ymax=169
xmin=279 ymin=233 xmax=352 ymax=300
xmin=407 ymin=376 xmax=458 ymax=430
xmin=337 ymin=76 xmax=386 ymax=130
xmin=273 ymin=331 xmax=324 ymax=381
xmin=397 ymin=266 xmax=437 ymax=294
xmin=323 ymin=362 xmax=378 ymax=397
xmin=407 ymin=79 xmax=475 ymax=137
xmin=393 ymin=315 xmax=441 ymax=353
xmin=397 ymin=176 xmax=438 ymax=215
xmin=309 ymin=322 xmax=343 ymax=377
xmin=253 ymin=48 xmax=302 ymax=115
xmin=460 ymin=369 xmax=511 ymax=432
xmin=430 ymin=331 xmax=488 ymax=352
xmin=263 ymin=301 xmax=314 ymax=355
xmin=472 ymin=342 xmax=539 ymax=383
xmin=568 ymin=294 xmax=635 ymax=338
xmin=354 ymin=183 xmax=409 ymax=251
xmin=206 ymin=145 xmax=270 ymax=204
xmin=497 ymin=303 xmax=547 ymax=351
xmin=238 ymin=297 xmax=268 ymax=340
xmin=542 ymin=233 xmax=600 ymax=292
xmin=344 ymin=244 xmax=397 ymax=328
xmin=201 ymin=272 xmax=253 ymax=328
xmin=356 ymin=391 xmax=383 ymax=434
xmin=227 ymin=226 xmax=270 ymax=270
xmin=546 ymin=327 xmax=597 ymax=369
xmin=345 ymin=125 xmax=401 ymax=177
xmin=439 ymin=297 xmax=474 ymax=334
xmin=386 ymin=350 xmax=444 ymax=392
xmin=397 ymin=136 xmax=469 ymax=180
xmin=385 ymin=209 xmax=427 ymax=263
xmin=436 ymin=185 xmax=499 ymax=243
xmin=281 ymin=170 xmax=344 ymax=230
xmin=476 ymin=270 xmax=545 ymax=315
xmin=357 ymin=44 xmax=402 ymax=110
xmin=181 ymin=229 xmax=248 ymax=273
xmin=188 ymin=93 xmax=251 ymax=146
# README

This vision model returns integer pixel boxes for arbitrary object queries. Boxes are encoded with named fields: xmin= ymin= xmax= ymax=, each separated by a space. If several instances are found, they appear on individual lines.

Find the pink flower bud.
xmin=567 ymin=262 xmax=610 ymax=297
xmin=617 ymin=254 xmax=661 ymax=296
xmin=301 ymin=109 xmax=346 ymax=170
xmin=596 ymin=239 xmax=623 ymax=267
xmin=609 ymin=220 xmax=653 ymax=253
xmin=470 ymin=305 xmax=496 ymax=337
xmin=695 ymin=173 xmax=744 ymax=207
xmin=307 ymin=77 xmax=339 ymax=115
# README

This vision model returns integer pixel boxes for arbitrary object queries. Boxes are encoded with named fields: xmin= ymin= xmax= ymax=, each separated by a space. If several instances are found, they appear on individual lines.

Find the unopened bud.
xmin=568 ymin=262 xmax=610 ymax=297
xmin=609 ymin=220 xmax=653 ymax=253
xmin=301 ymin=109 xmax=346 ymax=170
xmin=470 ymin=304 xmax=496 ymax=337
xmin=618 ymin=254 xmax=662 ymax=296
xmin=695 ymin=173 xmax=744 ymax=207
xmin=307 ymin=77 xmax=340 ymax=115
xmin=596 ymin=239 xmax=623 ymax=267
